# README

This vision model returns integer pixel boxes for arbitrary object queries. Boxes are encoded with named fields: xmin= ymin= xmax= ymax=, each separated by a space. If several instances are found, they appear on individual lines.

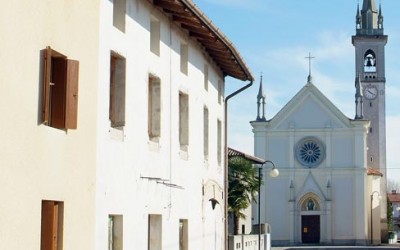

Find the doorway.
xmin=301 ymin=215 xmax=320 ymax=244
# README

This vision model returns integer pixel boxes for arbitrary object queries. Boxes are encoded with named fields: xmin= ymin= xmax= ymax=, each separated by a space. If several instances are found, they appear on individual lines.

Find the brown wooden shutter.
xmin=42 ymin=47 xmax=52 ymax=124
xmin=65 ymin=60 xmax=79 ymax=129
xmin=41 ymin=201 xmax=58 ymax=250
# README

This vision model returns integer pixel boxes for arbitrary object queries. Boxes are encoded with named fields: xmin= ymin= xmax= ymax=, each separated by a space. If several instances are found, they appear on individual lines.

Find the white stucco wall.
xmin=95 ymin=0 xmax=226 ymax=249
xmin=0 ymin=1 xmax=100 ymax=249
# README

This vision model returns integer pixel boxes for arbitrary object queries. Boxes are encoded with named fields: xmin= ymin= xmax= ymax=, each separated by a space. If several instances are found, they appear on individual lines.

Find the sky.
xmin=192 ymin=0 xmax=400 ymax=182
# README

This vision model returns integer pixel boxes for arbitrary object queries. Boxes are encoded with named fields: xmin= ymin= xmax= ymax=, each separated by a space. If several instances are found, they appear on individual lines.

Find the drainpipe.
xmin=224 ymin=80 xmax=253 ymax=250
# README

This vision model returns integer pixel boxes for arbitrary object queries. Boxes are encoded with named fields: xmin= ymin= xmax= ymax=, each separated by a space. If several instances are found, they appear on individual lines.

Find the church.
xmin=251 ymin=0 xmax=387 ymax=246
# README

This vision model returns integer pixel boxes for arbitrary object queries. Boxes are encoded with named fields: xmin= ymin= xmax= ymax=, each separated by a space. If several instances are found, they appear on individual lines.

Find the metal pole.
xmin=371 ymin=194 xmax=373 ymax=245
xmin=258 ymin=167 xmax=261 ymax=250
xmin=224 ymin=81 xmax=253 ymax=250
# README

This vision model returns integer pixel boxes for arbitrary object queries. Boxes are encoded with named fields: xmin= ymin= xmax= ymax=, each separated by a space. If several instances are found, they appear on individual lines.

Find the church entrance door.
xmin=301 ymin=215 xmax=320 ymax=244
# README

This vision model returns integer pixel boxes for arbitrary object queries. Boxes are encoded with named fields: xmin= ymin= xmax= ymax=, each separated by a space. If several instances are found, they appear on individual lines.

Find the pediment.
xmin=296 ymin=172 xmax=327 ymax=203
xmin=269 ymin=82 xmax=352 ymax=130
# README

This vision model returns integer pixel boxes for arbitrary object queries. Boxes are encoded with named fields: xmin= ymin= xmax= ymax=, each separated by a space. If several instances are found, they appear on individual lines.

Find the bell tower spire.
xmin=256 ymin=74 xmax=266 ymax=121
xmin=357 ymin=0 xmax=383 ymax=35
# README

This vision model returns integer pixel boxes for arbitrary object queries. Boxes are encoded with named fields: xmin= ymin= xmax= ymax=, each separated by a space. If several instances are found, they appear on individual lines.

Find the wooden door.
xmin=302 ymin=215 xmax=320 ymax=244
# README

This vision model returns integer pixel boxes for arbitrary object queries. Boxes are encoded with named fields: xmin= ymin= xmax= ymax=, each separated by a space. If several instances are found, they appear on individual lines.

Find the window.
xmin=218 ymin=80 xmax=224 ymax=104
xmin=179 ymin=92 xmax=189 ymax=151
xmin=180 ymin=43 xmax=188 ymax=75
xmin=113 ymin=0 xmax=126 ymax=33
xmin=217 ymin=119 xmax=222 ymax=165
xmin=40 ymin=200 xmax=63 ymax=250
xmin=203 ymin=107 xmax=209 ymax=160
xmin=148 ymin=76 xmax=161 ymax=140
xmin=150 ymin=17 xmax=160 ymax=56
xmin=179 ymin=219 xmax=188 ymax=250
xmin=204 ymin=64 xmax=208 ymax=91
xmin=108 ymin=215 xmax=123 ymax=250
xmin=110 ymin=52 xmax=126 ymax=129
xmin=42 ymin=46 xmax=79 ymax=130
xmin=148 ymin=214 xmax=162 ymax=250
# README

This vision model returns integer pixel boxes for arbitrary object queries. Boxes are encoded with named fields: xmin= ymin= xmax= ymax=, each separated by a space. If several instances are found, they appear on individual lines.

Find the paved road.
xmin=272 ymin=244 xmax=400 ymax=250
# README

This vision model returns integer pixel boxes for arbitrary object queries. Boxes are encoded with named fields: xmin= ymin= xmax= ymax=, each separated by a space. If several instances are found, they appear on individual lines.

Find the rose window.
xmin=296 ymin=137 xmax=325 ymax=168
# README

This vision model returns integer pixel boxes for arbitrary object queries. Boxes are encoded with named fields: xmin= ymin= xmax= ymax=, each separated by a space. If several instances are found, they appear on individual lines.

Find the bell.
xmin=366 ymin=58 xmax=373 ymax=67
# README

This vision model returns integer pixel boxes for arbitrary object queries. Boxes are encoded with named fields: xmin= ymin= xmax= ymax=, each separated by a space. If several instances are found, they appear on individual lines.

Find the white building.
xmin=0 ymin=0 xmax=253 ymax=249
xmin=251 ymin=0 xmax=387 ymax=246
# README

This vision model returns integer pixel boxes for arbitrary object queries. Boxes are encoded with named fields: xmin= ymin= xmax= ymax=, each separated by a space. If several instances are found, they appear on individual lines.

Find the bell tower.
xmin=352 ymin=0 xmax=388 ymax=243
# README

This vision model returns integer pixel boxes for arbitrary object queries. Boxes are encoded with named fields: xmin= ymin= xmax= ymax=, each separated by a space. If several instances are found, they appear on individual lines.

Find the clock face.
xmin=364 ymin=86 xmax=378 ymax=100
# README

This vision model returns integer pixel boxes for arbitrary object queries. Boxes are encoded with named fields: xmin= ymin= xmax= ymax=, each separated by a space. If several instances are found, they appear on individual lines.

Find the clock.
xmin=364 ymin=86 xmax=378 ymax=100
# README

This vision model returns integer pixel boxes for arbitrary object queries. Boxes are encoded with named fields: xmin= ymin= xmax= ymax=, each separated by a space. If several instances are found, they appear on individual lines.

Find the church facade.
xmin=251 ymin=0 xmax=387 ymax=246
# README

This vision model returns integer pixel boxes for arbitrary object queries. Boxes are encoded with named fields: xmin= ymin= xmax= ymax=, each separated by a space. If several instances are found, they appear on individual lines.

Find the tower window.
xmin=370 ymin=157 xmax=374 ymax=163
xmin=369 ymin=127 xmax=373 ymax=133
xmin=364 ymin=50 xmax=376 ymax=73
xmin=370 ymin=102 xmax=372 ymax=107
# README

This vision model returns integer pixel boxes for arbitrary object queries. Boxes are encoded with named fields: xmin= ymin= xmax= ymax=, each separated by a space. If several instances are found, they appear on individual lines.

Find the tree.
xmin=228 ymin=157 xmax=260 ymax=235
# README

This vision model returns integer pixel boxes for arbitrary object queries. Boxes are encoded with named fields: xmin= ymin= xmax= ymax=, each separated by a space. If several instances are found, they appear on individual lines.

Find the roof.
xmin=388 ymin=193 xmax=400 ymax=203
xmin=367 ymin=167 xmax=383 ymax=177
xmin=228 ymin=147 xmax=265 ymax=164
xmin=150 ymin=0 xmax=254 ymax=81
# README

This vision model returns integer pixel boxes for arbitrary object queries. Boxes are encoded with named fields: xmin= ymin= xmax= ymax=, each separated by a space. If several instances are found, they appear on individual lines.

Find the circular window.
xmin=296 ymin=137 xmax=325 ymax=168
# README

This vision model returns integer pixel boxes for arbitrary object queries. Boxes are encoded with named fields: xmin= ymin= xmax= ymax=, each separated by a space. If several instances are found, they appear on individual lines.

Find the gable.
xmin=270 ymin=83 xmax=351 ymax=130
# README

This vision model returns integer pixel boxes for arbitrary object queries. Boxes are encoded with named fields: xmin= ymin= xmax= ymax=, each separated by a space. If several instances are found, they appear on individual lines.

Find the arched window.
xmin=364 ymin=50 xmax=376 ymax=73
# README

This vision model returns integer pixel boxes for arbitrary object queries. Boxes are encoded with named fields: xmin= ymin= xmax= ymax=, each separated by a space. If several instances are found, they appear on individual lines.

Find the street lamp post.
xmin=258 ymin=160 xmax=279 ymax=250
xmin=370 ymin=191 xmax=381 ymax=245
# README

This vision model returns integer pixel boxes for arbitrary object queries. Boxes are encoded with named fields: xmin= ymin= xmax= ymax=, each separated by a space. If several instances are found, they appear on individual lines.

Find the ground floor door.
xmin=301 ymin=215 xmax=320 ymax=244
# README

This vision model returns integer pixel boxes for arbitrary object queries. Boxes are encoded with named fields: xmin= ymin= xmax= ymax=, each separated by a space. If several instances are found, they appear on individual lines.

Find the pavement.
xmin=271 ymin=243 xmax=400 ymax=250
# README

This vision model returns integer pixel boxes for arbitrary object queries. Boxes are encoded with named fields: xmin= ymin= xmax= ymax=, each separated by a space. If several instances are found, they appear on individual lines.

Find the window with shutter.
xmin=42 ymin=46 xmax=79 ymax=130
xmin=179 ymin=92 xmax=189 ymax=151
xmin=148 ymin=76 xmax=161 ymax=141
xmin=109 ymin=53 xmax=126 ymax=129
xmin=40 ymin=200 xmax=63 ymax=250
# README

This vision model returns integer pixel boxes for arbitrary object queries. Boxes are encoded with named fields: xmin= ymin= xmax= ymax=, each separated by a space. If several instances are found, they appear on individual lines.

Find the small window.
xmin=41 ymin=200 xmax=64 ymax=250
xmin=369 ymin=127 xmax=373 ymax=133
xmin=108 ymin=215 xmax=123 ymax=250
xmin=179 ymin=92 xmax=189 ymax=151
xmin=204 ymin=64 xmax=208 ymax=91
xmin=217 ymin=119 xmax=222 ymax=165
xmin=218 ymin=80 xmax=224 ymax=104
xmin=148 ymin=214 xmax=162 ymax=250
xmin=203 ymin=107 xmax=209 ymax=160
xmin=148 ymin=76 xmax=161 ymax=140
xmin=42 ymin=46 xmax=79 ymax=130
xmin=179 ymin=219 xmax=188 ymax=250
xmin=364 ymin=49 xmax=376 ymax=73
xmin=113 ymin=0 xmax=126 ymax=33
xmin=150 ymin=17 xmax=160 ymax=56
xmin=110 ymin=52 xmax=126 ymax=129
xmin=180 ymin=43 xmax=188 ymax=75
